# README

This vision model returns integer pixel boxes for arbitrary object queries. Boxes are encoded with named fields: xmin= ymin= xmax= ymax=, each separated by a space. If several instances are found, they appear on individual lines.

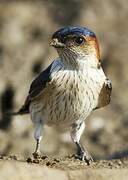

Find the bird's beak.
xmin=50 ymin=38 xmax=65 ymax=48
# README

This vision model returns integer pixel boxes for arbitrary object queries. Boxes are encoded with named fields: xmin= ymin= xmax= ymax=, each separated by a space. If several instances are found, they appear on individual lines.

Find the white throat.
xmin=61 ymin=52 xmax=98 ymax=70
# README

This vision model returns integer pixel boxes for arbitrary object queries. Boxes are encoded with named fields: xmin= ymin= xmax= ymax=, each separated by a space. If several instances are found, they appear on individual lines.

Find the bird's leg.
xmin=33 ymin=121 xmax=42 ymax=159
xmin=33 ymin=138 xmax=41 ymax=158
xmin=70 ymin=120 xmax=93 ymax=165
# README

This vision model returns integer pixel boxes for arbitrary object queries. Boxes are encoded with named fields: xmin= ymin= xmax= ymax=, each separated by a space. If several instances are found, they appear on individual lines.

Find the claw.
xmin=33 ymin=151 xmax=41 ymax=159
xmin=33 ymin=138 xmax=41 ymax=159
xmin=75 ymin=142 xmax=93 ymax=165
xmin=75 ymin=151 xmax=93 ymax=165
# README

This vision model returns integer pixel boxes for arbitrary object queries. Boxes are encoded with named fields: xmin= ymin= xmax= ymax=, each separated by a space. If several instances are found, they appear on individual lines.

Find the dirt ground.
xmin=0 ymin=155 xmax=128 ymax=180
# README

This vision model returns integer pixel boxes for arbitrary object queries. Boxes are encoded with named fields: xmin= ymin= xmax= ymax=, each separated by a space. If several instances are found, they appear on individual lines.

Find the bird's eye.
xmin=75 ymin=36 xmax=85 ymax=45
xmin=61 ymin=36 xmax=67 ymax=43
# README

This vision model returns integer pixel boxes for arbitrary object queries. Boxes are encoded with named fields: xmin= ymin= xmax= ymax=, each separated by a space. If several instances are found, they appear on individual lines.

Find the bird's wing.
xmin=29 ymin=58 xmax=63 ymax=99
xmin=15 ymin=59 xmax=63 ymax=115
xmin=28 ymin=62 xmax=53 ymax=99
xmin=16 ymin=62 xmax=54 ymax=115
xmin=95 ymin=78 xmax=112 ymax=109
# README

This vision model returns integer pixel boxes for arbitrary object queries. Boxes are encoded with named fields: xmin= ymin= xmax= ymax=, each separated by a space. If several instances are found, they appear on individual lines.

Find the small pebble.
xmin=117 ymin=160 xmax=122 ymax=165
xmin=51 ymin=162 xmax=56 ymax=166
xmin=26 ymin=158 xmax=32 ymax=163
xmin=53 ymin=158 xmax=60 ymax=163
xmin=41 ymin=155 xmax=48 ymax=160
xmin=46 ymin=161 xmax=51 ymax=166
xmin=9 ymin=155 xmax=17 ymax=160
xmin=33 ymin=159 xmax=39 ymax=164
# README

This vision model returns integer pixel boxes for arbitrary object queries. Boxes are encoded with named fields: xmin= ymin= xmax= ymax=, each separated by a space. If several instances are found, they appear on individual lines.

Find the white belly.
xmin=30 ymin=68 xmax=106 ymax=127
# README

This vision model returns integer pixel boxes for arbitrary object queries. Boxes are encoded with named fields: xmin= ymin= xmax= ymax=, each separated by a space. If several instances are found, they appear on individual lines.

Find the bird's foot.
xmin=33 ymin=151 xmax=41 ymax=159
xmin=75 ymin=150 xmax=93 ymax=165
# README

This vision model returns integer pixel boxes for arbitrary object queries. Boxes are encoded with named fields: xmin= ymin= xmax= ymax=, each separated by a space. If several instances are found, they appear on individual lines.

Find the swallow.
xmin=13 ymin=26 xmax=112 ymax=165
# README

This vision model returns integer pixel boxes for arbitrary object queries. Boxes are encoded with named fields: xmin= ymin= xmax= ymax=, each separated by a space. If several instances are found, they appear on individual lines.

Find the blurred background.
xmin=0 ymin=0 xmax=128 ymax=160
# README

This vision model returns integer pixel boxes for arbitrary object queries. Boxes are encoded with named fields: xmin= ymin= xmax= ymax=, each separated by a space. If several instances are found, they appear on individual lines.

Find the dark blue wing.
xmin=16 ymin=62 xmax=53 ymax=115
xmin=29 ymin=62 xmax=53 ymax=98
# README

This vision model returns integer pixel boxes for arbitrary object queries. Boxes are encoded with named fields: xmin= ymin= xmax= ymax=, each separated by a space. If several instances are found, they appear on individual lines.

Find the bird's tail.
xmin=6 ymin=107 xmax=29 ymax=117
xmin=6 ymin=97 xmax=30 ymax=116
xmin=6 ymin=111 xmax=19 ymax=116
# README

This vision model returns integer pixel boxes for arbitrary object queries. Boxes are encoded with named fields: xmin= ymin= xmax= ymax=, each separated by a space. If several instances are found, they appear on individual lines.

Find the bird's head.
xmin=50 ymin=26 xmax=100 ymax=69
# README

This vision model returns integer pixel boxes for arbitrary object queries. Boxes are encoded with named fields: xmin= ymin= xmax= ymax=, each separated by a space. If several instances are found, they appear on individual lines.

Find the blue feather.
xmin=52 ymin=26 xmax=95 ymax=39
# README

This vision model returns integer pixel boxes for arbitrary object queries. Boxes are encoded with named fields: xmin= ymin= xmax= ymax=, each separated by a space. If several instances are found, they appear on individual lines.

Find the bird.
xmin=13 ymin=26 xmax=112 ymax=165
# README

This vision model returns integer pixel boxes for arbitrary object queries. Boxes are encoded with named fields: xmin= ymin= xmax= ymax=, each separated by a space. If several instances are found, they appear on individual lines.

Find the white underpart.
xmin=46 ymin=59 xmax=106 ymax=125
xmin=30 ymin=57 xmax=106 ymax=145
xmin=61 ymin=49 xmax=98 ymax=70
xmin=30 ymin=58 xmax=106 ymax=126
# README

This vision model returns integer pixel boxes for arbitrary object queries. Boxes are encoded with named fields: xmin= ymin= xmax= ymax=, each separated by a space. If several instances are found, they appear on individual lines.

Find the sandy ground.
xmin=0 ymin=155 xmax=128 ymax=180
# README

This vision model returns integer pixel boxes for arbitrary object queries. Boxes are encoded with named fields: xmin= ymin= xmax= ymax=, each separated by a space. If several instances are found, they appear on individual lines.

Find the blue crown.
xmin=52 ymin=26 xmax=96 ymax=39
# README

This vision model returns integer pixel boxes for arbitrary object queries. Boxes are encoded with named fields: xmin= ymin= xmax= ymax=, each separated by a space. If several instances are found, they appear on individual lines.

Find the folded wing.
xmin=16 ymin=62 xmax=53 ymax=115
xmin=95 ymin=78 xmax=112 ymax=109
